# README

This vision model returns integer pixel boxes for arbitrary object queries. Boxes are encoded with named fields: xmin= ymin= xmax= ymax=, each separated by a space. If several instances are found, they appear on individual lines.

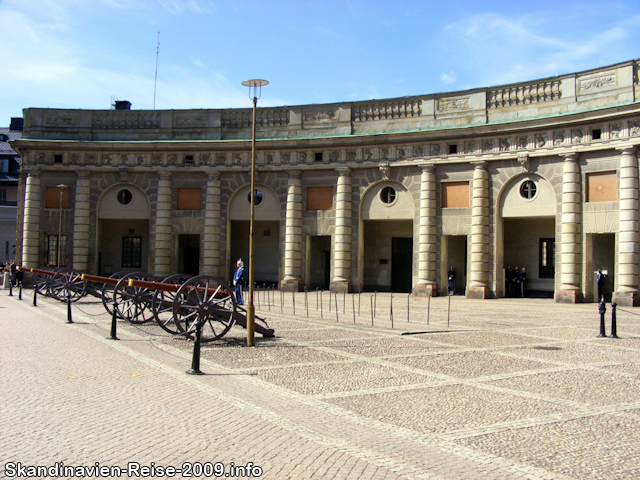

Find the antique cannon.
xmin=21 ymin=267 xmax=274 ymax=342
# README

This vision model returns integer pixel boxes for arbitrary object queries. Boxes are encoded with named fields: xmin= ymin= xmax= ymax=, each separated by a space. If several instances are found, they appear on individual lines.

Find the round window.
xmin=247 ymin=189 xmax=263 ymax=206
xmin=117 ymin=189 xmax=133 ymax=205
xmin=380 ymin=186 xmax=396 ymax=204
xmin=519 ymin=180 xmax=537 ymax=199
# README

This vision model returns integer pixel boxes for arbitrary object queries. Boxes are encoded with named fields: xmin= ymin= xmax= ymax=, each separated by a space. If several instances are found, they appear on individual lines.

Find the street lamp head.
xmin=56 ymin=184 xmax=68 ymax=189
xmin=242 ymin=79 xmax=268 ymax=100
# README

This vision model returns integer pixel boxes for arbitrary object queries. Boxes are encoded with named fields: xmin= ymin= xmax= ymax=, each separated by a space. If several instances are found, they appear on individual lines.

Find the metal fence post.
xmin=610 ymin=302 xmax=618 ymax=338
xmin=598 ymin=301 xmax=606 ymax=337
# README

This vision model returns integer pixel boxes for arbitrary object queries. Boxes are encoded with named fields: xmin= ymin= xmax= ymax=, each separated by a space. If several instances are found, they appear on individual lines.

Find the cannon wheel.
xmin=31 ymin=267 xmax=58 ymax=296
xmin=101 ymin=271 xmax=127 ymax=316
xmin=49 ymin=268 xmax=86 ymax=302
xmin=113 ymin=272 xmax=156 ymax=324
xmin=172 ymin=275 xmax=236 ymax=342
xmin=152 ymin=273 xmax=192 ymax=334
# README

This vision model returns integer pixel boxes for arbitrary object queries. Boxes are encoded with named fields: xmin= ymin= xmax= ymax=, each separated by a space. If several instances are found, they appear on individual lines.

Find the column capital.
xmin=26 ymin=169 xmax=41 ymax=178
xmin=616 ymin=145 xmax=639 ymax=156
xmin=562 ymin=152 xmax=580 ymax=162
xmin=158 ymin=170 xmax=172 ymax=180
xmin=206 ymin=169 xmax=221 ymax=180
xmin=336 ymin=167 xmax=351 ymax=176
xmin=288 ymin=169 xmax=302 ymax=179
xmin=470 ymin=160 xmax=488 ymax=169
xmin=419 ymin=162 xmax=436 ymax=173
xmin=76 ymin=170 xmax=90 ymax=180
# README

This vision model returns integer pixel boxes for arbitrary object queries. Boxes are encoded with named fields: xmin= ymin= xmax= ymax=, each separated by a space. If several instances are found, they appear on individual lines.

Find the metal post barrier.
xmin=108 ymin=300 xmax=119 ymax=340
xmin=66 ymin=292 xmax=74 ymax=324
xmin=320 ymin=290 xmax=323 ymax=320
xmin=305 ymin=288 xmax=308 ymax=317
xmin=343 ymin=290 xmax=346 ymax=314
xmin=280 ymin=288 xmax=283 ymax=313
xmin=358 ymin=290 xmax=361 ymax=315
xmin=329 ymin=290 xmax=332 ymax=312
xmin=292 ymin=289 xmax=295 ymax=316
xmin=33 ymin=288 xmax=38 ymax=307
xmin=316 ymin=288 xmax=319 ymax=310
xmin=407 ymin=294 xmax=410 ymax=322
xmin=335 ymin=293 xmax=338 ymax=322
xmin=390 ymin=293 xmax=394 ymax=329
xmin=427 ymin=294 xmax=430 ymax=325
xmin=370 ymin=295 xmax=374 ymax=326
xmin=268 ymin=286 xmax=271 ymax=312
xmin=256 ymin=283 xmax=260 ymax=309
xmin=598 ymin=301 xmax=606 ymax=337
xmin=186 ymin=318 xmax=204 ymax=375
xmin=18 ymin=283 xmax=22 ymax=300
xmin=352 ymin=293 xmax=356 ymax=324
xmin=8 ymin=281 xmax=12 ymax=296
xmin=610 ymin=302 xmax=618 ymax=339
xmin=447 ymin=292 xmax=451 ymax=327
xmin=374 ymin=291 xmax=377 ymax=317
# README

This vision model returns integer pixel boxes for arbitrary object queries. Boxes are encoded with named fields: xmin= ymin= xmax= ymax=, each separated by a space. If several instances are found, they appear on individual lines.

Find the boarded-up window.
xmin=586 ymin=171 xmax=617 ymax=202
xmin=45 ymin=186 xmax=71 ymax=208
xmin=307 ymin=186 xmax=333 ymax=210
xmin=177 ymin=188 xmax=202 ymax=210
xmin=442 ymin=181 xmax=469 ymax=208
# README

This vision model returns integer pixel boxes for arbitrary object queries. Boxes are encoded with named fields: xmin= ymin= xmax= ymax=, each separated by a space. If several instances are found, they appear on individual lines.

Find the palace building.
xmin=10 ymin=59 xmax=640 ymax=304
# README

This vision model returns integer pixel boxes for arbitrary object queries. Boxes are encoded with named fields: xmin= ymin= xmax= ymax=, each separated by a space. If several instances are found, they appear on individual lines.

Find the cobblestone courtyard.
xmin=1 ymin=288 xmax=639 ymax=479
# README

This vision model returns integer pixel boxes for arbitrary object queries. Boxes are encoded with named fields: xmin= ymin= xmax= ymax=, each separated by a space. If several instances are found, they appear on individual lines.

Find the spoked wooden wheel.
xmin=152 ymin=274 xmax=192 ymax=334
xmin=172 ymin=275 xmax=236 ymax=342
xmin=31 ymin=267 xmax=57 ymax=296
xmin=113 ymin=272 xmax=156 ymax=324
xmin=101 ymin=271 xmax=127 ymax=316
xmin=49 ymin=268 xmax=86 ymax=302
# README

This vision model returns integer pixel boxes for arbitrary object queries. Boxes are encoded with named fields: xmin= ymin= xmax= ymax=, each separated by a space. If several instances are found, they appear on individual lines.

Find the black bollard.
xmin=187 ymin=318 xmax=204 ymax=375
xmin=597 ymin=300 xmax=606 ymax=337
xmin=18 ymin=283 xmax=22 ymax=300
xmin=107 ymin=300 xmax=119 ymax=340
xmin=9 ymin=281 xmax=12 ymax=297
xmin=33 ymin=288 xmax=38 ymax=307
xmin=66 ymin=293 xmax=74 ymax=324
xmin=610 ymin=302 xmax=618 ymax=339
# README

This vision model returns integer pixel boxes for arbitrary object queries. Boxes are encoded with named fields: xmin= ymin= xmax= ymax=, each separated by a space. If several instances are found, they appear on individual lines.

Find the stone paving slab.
xmin=1 ymin=289 xmax=639 ymax=480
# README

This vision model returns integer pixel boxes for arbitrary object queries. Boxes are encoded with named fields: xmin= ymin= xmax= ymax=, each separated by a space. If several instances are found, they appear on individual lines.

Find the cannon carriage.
xmin=20 ymin=267 xmax=274 ymax=342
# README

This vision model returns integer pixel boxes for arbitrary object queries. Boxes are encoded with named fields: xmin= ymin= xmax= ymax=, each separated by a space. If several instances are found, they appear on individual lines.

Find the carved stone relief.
xmin=102 ymin=154 xmax=112 ymax=165
xmin=571 ymin=130 xmax=583 ymax=144
xmin=216 ymin=153 xmax=227 ymax=165
xmin=330 ymin=151 xmax=340 ymax=162
xmin=168 ymin=154 xmax=178 ymax=165
xmin=363 ymin=149 xmax=373 ymax=161
xmin=381 ymin=148 xmax=390 ymax=160
xmin=86 ymin=154 xmax=97 ymax=165
xmin=553 ymin=131 xmax=565 ymax=146
xmin=517 ymin=136 xmax=528 ymax=150
xmin=265 ymin=153 xmax=274 ymax=164
xmin=120 ymin=155 xmax=128 ymax=165
xmin=517 ymin=153 xmax=530 ymax=172
xmin=610 ymin=124 xmax=620 ymax=139
xmin=429 ymin=144 xmax=440 ymax=156
xmin=379 ymin=163 xmax=390 ymax=180
xmin=500 ymin=138 xmax=510 ymax=151
xmin=437 ymin=97 xmax=469 ymax=112
xmin=397 ymin=147 xmax=406 ymax=159
xmin=304 ymin=111 xmax=336 ymax=123
xmin=630 ymin=121 xmax=640 ymax=137
xmin=281 ymin=152 xmax=291 ymax=164
xmin=414 ymin=146 xmax=424 ymax=157
xmin=199 ymin=154 xmax=210 ymax=166
xmin=346 ymin=150 xmax=356 ymax=162
xmin=152 ymin=154 xmax=163 ymax=165
xmin=174 ymin=115 xmax=207 ymax=127
xmin=535 ymin=134 xmax=547 ymax=148
xmin=70 ymin=154 xmax=80 ymax=164
xmin=136 ymin=155 xmax=145 ymax=165
xmin=464 ymin=141 xmax=475 ymax=155
xmin=298 ymin=152 xmax=307 ymax=163
xmin=482 ymin=140 xmax=493 ymax=153
xmin=232 ymin=154 xmax=242 ymax=165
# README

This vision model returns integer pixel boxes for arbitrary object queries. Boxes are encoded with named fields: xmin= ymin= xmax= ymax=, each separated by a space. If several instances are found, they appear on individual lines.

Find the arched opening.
xmin=359 ymin=181 xmax=415 ymax=292
xmin=499 ymin=174 xmax=556 ymax=298
xmin=227 ymin=184 xmax=281 ymax=286
xmin=96 ymin=184 xmax=150 ymax=275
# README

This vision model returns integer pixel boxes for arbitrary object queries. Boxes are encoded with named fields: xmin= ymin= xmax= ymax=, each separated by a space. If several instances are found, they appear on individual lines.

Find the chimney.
xmin=114 ymin=100 xmax=132 ymax=110
xmin=9 ymin=118 xmax=23 ymax=131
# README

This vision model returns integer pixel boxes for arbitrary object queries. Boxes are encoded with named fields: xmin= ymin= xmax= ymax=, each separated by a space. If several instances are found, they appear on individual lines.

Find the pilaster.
xmin=555 ymin=153 xmax=582 ymax=303
xmin=154 ymin=171 xmax=173 ymax=276
xmin=414 ymin=164 xmax=437 ymax=296
xmin=613 ymin=147 xmax=640 ymax=306
xmin=331 ymin=167 xmax=352 ymax=292
xmin=72 ymin=171 xmax=91 ymax=272
xmin=22 ymin=170 xmax=41 ymax=268
xmin=466 ymin=160 xmax=490 ymax=299
xmin=281 ymin=170 xmax=303 ymax=291
xmin=202 ymin=170 xmax=222 ymax=276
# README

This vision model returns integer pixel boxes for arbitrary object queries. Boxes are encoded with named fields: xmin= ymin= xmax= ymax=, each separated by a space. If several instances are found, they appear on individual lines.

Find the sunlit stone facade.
xmin=11 ymin=59 xmax=640 ymax=304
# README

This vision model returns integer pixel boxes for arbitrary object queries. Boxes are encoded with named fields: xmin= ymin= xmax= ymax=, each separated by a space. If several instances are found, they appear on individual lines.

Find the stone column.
xmin=414 ymin=164 xmax=437 ymax=296
xmin=22 ymin=170 xmax=41 ymax=268
xmin=613 ymin=147 xmax=639 ymax=306
xmin=467 ymin=161 xmax=490 ymax=299
xmin=202 ymin=171 xmax=222 ymax=276
xmin=555 ymin=153 xmax=582 ymax=303
xmin=72 ymin=171 xmax=91 ymax=272
xmin=331 ymin=167 xmax=352 ymax=292
xmin=154 ymin=172 xmax=172 ymax=276
xmin=281 ymin=170 xmax=303 ymax=291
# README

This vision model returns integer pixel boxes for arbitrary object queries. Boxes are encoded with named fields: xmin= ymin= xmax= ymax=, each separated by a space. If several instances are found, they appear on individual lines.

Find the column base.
xmin=413 ymin=283 xmax=437 ymax=297
xmin=466 ymin=285 xmax=489 ymax=299
xmin=280 ymin=278 xmax=302 ymax=292
xmin=330 ymin=281 xmax=350 ymax=293
xmin=555 ymin=289 xmax=582 ymax=304
xmin=612 ymin=290 xmax=640 ymax=307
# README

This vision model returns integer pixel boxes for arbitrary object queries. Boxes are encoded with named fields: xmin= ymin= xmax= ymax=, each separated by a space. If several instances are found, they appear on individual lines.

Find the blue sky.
xmin=1 ymin=0 xmax=639 ymax=125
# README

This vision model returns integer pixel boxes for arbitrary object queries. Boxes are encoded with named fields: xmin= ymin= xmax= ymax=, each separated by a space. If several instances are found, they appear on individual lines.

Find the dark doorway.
xmin=592 ymin=233 xmax=615 ymax=303
xmin=178 ymin=234 xmax=200 ymax=276
xmin=445 ymin=235 xmax=467 ymax=295
xmin=308 ymin=235 xmax=331 ymax=290
xmin=391 ymin=237 xmax=413 ymax=293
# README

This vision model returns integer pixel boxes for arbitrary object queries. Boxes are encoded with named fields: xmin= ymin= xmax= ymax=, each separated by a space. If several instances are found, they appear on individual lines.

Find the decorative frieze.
xmin=222 ymin=108 xmax=289 ymax=128
xmin=437 ymin=97 xmax=469 ymax=112
xmin=174 ymin=115 xmax=207 ymax=127
xmin=578 ymin=71 xmax=616 ymax=93
xmin=93 ymin=112 xmax=160 ymax=129
xmin=352 ymin=99 xmax=420 ymax=121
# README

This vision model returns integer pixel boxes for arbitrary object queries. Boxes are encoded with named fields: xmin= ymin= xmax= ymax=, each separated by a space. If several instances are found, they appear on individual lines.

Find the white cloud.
xmin=440 ymin=72 xmax=457 ymax=84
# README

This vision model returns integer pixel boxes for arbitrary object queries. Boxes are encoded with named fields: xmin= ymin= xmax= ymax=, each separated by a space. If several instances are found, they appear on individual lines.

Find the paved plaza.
xmin=1 ymin=287 xmax=639 ymax=479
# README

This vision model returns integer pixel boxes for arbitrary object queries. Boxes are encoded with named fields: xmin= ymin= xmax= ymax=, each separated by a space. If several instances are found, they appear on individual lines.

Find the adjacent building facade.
xmin=10 ymin=60 xmax=640 ymax=304
xmin=0 ymin=118 xmax=22 ymax=265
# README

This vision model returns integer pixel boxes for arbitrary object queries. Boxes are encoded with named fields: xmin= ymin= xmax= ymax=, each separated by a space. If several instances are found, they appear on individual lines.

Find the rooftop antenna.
xmin=153 ymin=31 xmax=160 ymax=110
